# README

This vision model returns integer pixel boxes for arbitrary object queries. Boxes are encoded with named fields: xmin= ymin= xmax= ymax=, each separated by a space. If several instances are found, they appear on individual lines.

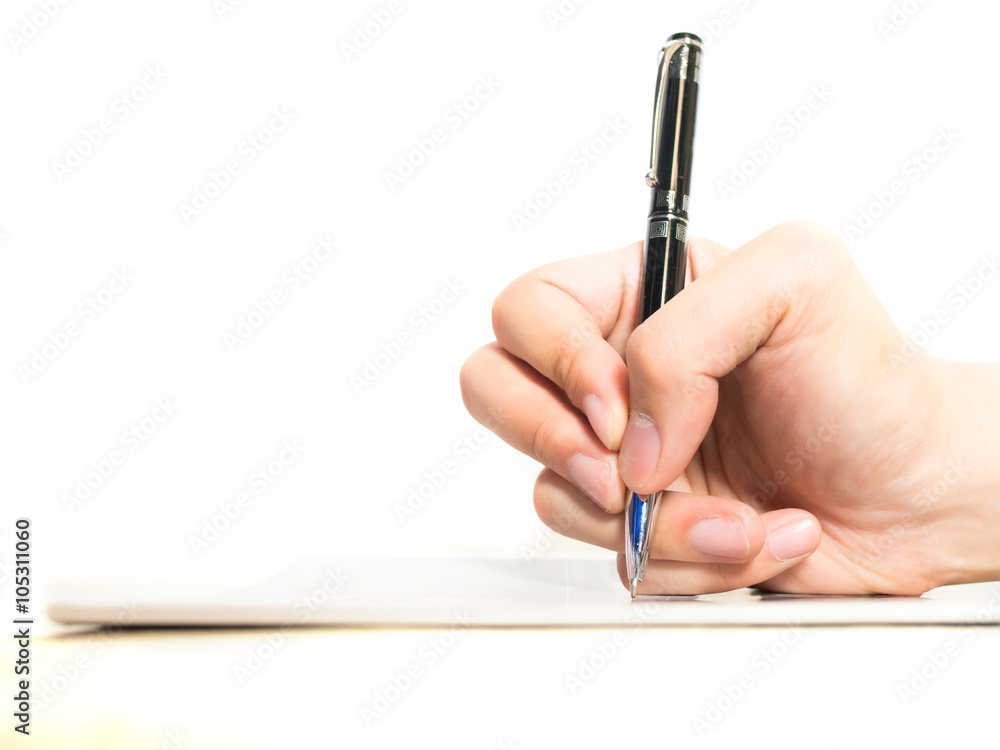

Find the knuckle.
xmin=491 ymin=273 xmax=534 ymax=342
xmin=528 ymin=414 xmax=558 ymax=465
xmin=532 ymin=471 xmax=570 ymax=533
xmin=773 ymin=220 xmax=852 ymax=278
xmin=625 ymin=323 xmax=671 ymax=380
xmin=457 ymin=354 xmax=477 ymax=406
xmin=774 ymin=219 xmax=840 ymax=247
xmin=532 ymin=472 xmax=554 ymax=526
xmin=457 ymin=343 xmax=493 ymax=410
xmin=551 ymin=317 xmax=605 ymax=401
xmin=551 ymin=340 xmax=587 ymax=400
xmin=714 ymin=562 xmax=748 ymax=592
xmin=623 ymin=327 xmax=645 ymax=369
xmin=750 ymin=221 xmax=856 ymax=315
xmin=490 ymin=280 xmax=516 ymax=341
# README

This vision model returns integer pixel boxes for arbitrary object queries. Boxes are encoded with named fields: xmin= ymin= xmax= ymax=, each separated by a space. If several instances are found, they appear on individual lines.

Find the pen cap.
xmin=647 ymin=33 xmax=701 ymax=220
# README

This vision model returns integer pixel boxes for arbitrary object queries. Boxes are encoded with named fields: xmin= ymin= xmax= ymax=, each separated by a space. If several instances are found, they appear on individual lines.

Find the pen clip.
xmin=646 ymin=36 xmax=699 ymax=188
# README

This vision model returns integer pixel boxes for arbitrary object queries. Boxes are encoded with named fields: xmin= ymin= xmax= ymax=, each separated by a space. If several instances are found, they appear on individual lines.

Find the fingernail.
xmin=582 ymin=395 xmax=614 ymax=449
xmin=568 ymin=454 xmax=615 ymax=511
xmin=688 ymin=517 xmax=750 ymax=559
xmin=619 ymin=413 xmax=660 ymax=486
xmin=768 ymin=517 xmax=820 ymax=562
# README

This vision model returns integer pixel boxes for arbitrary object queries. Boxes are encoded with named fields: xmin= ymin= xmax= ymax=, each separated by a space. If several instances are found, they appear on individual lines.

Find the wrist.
xmin=924 ymin=358 xmax=1000 ymax=587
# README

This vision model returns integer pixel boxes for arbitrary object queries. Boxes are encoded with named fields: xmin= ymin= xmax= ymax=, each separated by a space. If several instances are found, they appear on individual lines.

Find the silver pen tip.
xmin=630 ymin=580 xmax=638 ymax=600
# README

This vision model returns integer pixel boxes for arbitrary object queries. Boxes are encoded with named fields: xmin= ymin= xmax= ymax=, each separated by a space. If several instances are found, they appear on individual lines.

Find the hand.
xmin=460 ymin=221 xmax=1000 ymax=595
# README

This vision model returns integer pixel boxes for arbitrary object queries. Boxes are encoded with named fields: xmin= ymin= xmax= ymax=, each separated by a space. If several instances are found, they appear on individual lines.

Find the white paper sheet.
xmin=48 ymin=556 xmax=1000 ymax=628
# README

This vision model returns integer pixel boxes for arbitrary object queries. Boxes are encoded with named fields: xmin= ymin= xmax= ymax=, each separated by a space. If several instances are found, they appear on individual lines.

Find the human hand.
xmin=460 ymin=221 xmax=1000 ymax=595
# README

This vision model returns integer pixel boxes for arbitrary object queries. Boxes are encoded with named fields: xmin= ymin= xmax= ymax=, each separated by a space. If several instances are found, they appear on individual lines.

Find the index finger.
xmin=491 ymin=243 xmax=640 ymax=451
xmin=491 ymin=237 xmax=732 ymax=452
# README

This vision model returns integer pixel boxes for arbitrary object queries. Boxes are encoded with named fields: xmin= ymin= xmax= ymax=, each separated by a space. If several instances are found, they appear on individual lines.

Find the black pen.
xmin=625 ymin=32 xmax=702 ymax=599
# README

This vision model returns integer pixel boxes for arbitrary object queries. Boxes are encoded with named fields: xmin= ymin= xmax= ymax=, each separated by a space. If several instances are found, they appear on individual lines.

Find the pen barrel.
xmin=627 ymin=33 xmax=701 ymax=592
xmin=637 ymin=217 xmax=688 ymax=325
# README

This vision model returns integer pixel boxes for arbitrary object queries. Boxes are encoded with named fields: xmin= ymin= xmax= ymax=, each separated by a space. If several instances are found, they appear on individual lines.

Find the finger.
xmin=618 ymin=220 xmax=866 ymax=494
xmin=460 ymin=343 xmax=626 ymax=511
xmin=490 ymin=237 xmax=732 ymax=453
xmin=491 ymin=243 xmax=640 ymax=450
xmin=616 ymin=507 xmax=822 ymax=595
xmin=533 ymin=468 xmax=770 ymax=563
xmin=687 ymin=236 xmax=732 ymax=281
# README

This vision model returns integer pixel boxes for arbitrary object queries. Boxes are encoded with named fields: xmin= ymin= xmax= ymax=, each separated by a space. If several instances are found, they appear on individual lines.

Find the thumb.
xmin=617 ymin=221 xmax=849 ymax=494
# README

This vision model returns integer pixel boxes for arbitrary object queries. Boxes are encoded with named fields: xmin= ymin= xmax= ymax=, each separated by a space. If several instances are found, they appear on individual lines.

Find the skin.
xmin=460 ymin=221 xmax=1000 ymax=596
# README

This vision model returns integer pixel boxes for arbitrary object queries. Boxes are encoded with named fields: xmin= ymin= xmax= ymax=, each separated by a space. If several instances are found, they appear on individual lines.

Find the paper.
xmin=48 ymin=556 xmax=1000 ymax=628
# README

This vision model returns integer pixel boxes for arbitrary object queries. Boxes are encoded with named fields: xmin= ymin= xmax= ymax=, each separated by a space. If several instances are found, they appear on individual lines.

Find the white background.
xmin=1 ymin=0 xmax=999 ymax=745
xmin=5 ymin=0 xmax=999 ymax=579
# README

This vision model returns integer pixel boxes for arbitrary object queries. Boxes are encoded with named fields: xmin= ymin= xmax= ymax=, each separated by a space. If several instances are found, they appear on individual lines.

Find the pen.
xmin=626 ymin=32 xmax=702 ymax=599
